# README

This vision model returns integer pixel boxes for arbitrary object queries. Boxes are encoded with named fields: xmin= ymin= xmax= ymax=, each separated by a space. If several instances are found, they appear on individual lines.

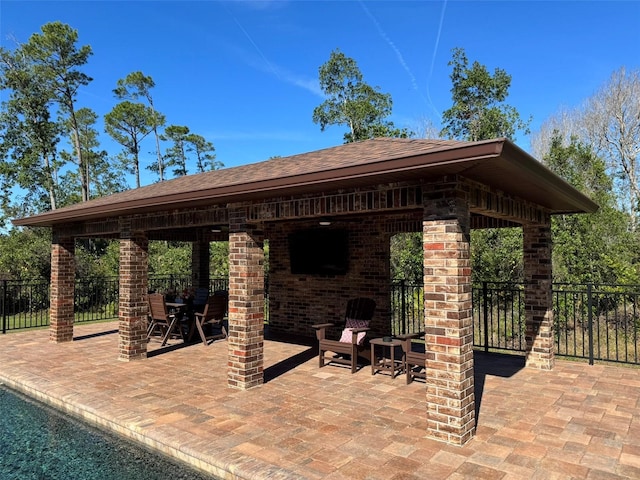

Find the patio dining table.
xmin=165 ymin=301 xmax=195 ymax=342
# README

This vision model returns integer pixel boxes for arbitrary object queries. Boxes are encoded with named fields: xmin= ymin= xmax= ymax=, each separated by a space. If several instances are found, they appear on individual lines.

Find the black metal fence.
xmin=147 ymin=275 xmax=229 ymax=297
xmin=391 ymin=281 xmax=640 ymax=366
xmin=1 ymin=279 xmax=51 ymax=332
xmin=3 ymin=277 xmax=639 ymax=366
xmin=471 ymin=282 xmax=526 ymax=353
xmin=552 ymin=283 xmax=639 ymax=365
xmin=0 ymin=276 xmax=230 ymax=334
xmin=390 ymin=280 xmax=424 ymax=336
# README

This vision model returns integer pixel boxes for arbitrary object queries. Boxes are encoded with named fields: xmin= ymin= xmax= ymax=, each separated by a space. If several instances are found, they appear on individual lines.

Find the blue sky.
xmin=1 ymin=0 xmax=639 ymax=187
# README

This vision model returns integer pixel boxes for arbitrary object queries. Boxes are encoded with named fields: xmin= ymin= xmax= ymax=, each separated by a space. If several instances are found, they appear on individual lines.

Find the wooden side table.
xmin=370 ymin=337 xmax=404 ymax=379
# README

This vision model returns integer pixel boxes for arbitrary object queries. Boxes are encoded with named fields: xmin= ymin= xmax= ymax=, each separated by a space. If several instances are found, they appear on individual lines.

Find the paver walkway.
xmin=0 ymin=321 xmax=639 ymax=479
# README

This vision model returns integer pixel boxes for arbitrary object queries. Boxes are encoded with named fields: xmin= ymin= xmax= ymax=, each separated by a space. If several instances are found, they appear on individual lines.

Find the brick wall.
xmin=118 ymin=229 xmax=149 ymax=361
xmin=423 ymin=181 xmax=475 ymax=446
xmin=523 ymin=219 xmax=554 ymax=369
xmin=50 ymin=235 xmax=75 ymax=343
xmin=266 ymin=217 xmax=391 ymax=339
xmin=228 ymin=208 xmax=265 ymax=389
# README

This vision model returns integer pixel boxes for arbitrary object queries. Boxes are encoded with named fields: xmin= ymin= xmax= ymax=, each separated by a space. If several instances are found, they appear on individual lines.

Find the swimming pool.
xmin=0 ymin=385 xmax=219 ymax=480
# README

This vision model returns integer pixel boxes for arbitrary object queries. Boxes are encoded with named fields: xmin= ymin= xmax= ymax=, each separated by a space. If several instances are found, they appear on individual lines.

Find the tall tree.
xmin=59 ymin=108 xmax=96 ymax=203
xmin=161 ymin=125 xmax=190 ymax=177
xmin=440 ymin=47 xmax=531 ymax=142
xmin=413 ymin=116 xmax=440 ymax=140
xmin=313 ymin=49 xmax=410 ymax=143
xmin=23 ymin=22 xmax=93 ymax=201
xmin=185 ymin=133 xmax=220 ymax=173
xmin=60 ymin=108 xmax=126 ymax=204
xmin=113 ymin=71 xmax=167 ymax=181
xmin=545 ymin=135 xmax=638 ymax=285
xmin=531 ymin=67 xmax=640 ymax=231
xmin=0 ymin=44 xmax=62 ymax=214
xmin=104 ymin=101 xmax=155 ymax=188
xmin=583 ymin=67 xmax=640 ymax=229
xmin=0 ymin=227 xmax=52 ymax=280
xmin=390 ymin=233 xmax=423 ymax=282
xmin=440 ymin=47 xmax=532 ymax=283
xmin=88 ymin=150 xmax=128 ymax=197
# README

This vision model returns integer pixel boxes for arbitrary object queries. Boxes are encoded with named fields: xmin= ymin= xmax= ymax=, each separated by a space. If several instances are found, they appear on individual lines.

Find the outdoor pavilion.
xmin=13 ymin=137 xmax=598 ymax=446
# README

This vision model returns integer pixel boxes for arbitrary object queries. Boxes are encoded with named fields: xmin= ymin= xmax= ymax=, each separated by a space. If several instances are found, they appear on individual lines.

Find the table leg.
xmin=390 ymin=346 xmax=395 ymax=379
xmin=371 ymin=344 xmax=376 ymax=375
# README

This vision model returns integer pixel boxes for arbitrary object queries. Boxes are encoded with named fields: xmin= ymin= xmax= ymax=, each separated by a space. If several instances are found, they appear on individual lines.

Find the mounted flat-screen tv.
xmin=288 ymin=228 xmax=349 ymax=275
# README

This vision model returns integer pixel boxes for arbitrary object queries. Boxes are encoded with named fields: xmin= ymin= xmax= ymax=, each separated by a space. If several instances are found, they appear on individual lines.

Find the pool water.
xmin=0 ymin=385 xmax=219 ymax=480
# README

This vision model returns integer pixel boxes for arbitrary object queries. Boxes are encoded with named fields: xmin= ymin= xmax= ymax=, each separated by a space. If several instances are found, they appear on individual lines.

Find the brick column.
xmin=50 ymin=231 xmax=75 ymax=343
xmin=228 ymin=207 xmax=264 ymax=389
xmin=191 ymin=237 xmax=210 ymax=290
xmin=423 ymin=182 xmax=475 ymax=445
xmin=523 ymin=219 xmax=554 ymax=369
xmin=118 ymin=223 xmax=149 ymax=361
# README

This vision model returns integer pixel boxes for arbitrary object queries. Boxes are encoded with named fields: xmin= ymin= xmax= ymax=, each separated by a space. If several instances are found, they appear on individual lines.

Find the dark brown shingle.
xmin=12 ymin=137 xmax=598 ymax=227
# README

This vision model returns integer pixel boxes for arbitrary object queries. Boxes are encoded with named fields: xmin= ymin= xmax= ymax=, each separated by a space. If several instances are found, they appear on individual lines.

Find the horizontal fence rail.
xmin=553 ymin=283 xmax=640 ymax=365
xmin=390 ymin=281 xmax=640 ymax=366
xmin=390 ymin=280 xmax=424 ymax=336
xmin=3 ymin=277 xmax=639 ymax=367
xmin=1 ymin=279 xmax=51 ymax=333
xmin=471 ymin=282 xmax=526 ymax=353
xmin=1 ymin=276 xmax=230 ymax=334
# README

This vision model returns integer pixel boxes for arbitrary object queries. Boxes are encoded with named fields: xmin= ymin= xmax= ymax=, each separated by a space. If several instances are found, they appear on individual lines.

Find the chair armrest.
xmin=349 ymin=327 xmax=370 ymax=334
xmin=312 ymin=323 xmax=336 ymax=341
xmin=396 ymin=332 xmax=423 ymax=340
xmin=312 ymin=323 xmax=335 ymax=330
xmin=396 ymin=332 xmax=423 ymax=353
xmin=344 ymin=327 xmax=370 ymax=345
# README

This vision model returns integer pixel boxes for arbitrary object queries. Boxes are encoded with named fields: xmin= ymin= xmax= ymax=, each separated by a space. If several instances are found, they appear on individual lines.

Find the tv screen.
xmin=288 ymin=229 xmax=349 ymax=275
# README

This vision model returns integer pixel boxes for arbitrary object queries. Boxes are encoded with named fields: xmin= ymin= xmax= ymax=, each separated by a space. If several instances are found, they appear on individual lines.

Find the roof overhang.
xmin=12 ymin=138 xmax=598 ymax=228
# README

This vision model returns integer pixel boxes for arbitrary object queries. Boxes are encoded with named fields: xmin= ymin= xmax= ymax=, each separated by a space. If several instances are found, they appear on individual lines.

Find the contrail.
xmin=222 ymin=4 xmax=322 ymax=97
xmin=224 ymin=5 xmax=281 ymax=81
xmin=359 ymin=1 xmax=426 ymax=101
xmin=425 ymin=0 xmax=448 ymax=121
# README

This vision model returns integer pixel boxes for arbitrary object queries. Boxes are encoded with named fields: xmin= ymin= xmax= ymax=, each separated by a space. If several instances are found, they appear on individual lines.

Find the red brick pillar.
xmin=523 ymin=219 xmax=554 ymax=369
xmin=191 ymin=238 xmax=210 ymax=290
xmin=228 ymin=207 xmax=264 ymax=389
xmin=118 ymin=225 xmax=149 ymax=361
xmin=50 ymin=232 xmax=75 ymax=343
xmin=423 ymin=182 xmax=475 ymax=445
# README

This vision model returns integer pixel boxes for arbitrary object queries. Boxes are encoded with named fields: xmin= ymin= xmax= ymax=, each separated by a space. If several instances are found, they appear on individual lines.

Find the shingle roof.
xmin=12 ymin=137 xmax=598 ymax=227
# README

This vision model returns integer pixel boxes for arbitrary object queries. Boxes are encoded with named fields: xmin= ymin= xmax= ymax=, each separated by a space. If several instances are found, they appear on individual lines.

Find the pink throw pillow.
xmin=339 ymin=318 xmax=369 ymax=344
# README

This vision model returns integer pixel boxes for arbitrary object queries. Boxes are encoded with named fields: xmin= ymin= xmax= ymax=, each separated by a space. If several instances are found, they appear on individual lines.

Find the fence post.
xmin=587 ymin=283 xmax=594 ymax=365
xmin=2 ymin=279 xmax=6 ymax=334
xmin=483 ymin=281 xmax=489 ymax=353
xmin=400 ymin=280 xmax=407 ymax=334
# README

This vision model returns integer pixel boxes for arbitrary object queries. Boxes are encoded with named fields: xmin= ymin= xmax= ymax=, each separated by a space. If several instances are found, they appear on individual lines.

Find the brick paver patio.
xmin=0 ymin=321 xmax=639 ymax=479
